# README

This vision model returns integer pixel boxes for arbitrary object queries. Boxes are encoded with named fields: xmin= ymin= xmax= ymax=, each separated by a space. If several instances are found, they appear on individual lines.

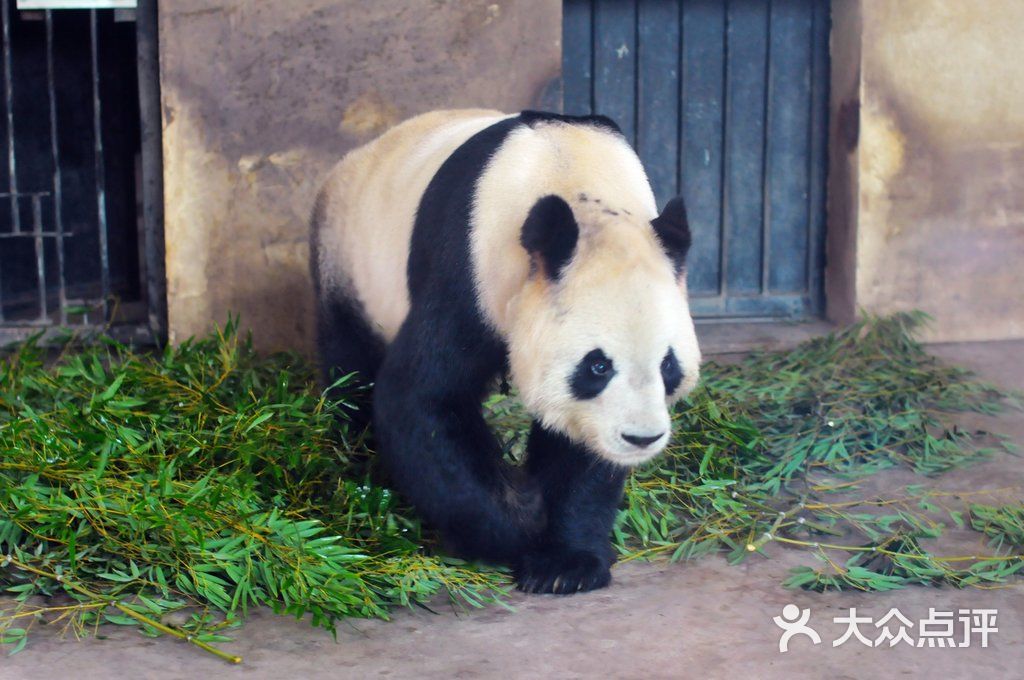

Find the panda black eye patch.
xmin=570 ymin=348 xmax=616 ymax=400
xmin=660 ymin=348 xmax=683 ymax=395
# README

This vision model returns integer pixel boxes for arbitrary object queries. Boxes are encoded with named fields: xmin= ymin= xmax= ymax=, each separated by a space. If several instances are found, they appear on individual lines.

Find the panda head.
xmin=507 ymin=194 xmax=701 ymax=467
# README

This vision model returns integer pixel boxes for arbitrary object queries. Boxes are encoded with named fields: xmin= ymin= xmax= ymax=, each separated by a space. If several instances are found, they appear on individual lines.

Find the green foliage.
xmin=970 ymin=503 xmax=1024 ymax=552
xmin=605 ymin=313 xmax=1023 ymax=592
xmin=0 ymin=320 xmax=504 ymax=659
xmin=606 ymin=311 xmax=1021 ymax=561
xmin=1 ymin=311 xmax=1022 ymax=660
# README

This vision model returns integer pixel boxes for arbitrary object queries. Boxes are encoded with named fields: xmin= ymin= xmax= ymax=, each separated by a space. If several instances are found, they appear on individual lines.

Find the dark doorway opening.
xmin=0 ymin=0 xmax=163 ymax=344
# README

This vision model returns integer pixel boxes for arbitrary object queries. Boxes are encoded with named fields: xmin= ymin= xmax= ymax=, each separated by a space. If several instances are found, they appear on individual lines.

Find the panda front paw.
xmin=515 ymin=549 xmax=612 ymax=595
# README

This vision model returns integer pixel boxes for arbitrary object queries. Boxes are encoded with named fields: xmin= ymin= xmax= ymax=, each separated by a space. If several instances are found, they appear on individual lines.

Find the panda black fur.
xmin=311 ymin=109 xmax=701 ymax=594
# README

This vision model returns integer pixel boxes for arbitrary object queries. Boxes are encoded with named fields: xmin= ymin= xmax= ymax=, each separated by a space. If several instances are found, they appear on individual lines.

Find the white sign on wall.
xmin=16 ymin=1 xmax=137 ymax=9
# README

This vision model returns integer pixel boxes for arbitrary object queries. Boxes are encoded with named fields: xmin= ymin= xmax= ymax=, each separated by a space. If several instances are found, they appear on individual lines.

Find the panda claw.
xmin=514 ymin=549 xmax=612 ymax=595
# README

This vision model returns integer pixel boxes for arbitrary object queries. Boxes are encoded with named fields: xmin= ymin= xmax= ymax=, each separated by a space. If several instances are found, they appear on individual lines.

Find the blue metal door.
xmin=563 ymin=0 xmax=830 ymax=319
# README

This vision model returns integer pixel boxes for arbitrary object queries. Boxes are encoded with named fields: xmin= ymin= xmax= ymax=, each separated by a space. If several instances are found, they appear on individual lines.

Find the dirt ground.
xmin=2 ymin=340 xmax=1022 ymax=680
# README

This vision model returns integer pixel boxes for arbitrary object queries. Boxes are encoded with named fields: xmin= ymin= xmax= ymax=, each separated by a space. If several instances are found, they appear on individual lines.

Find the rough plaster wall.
xmin=159 ymin=0 xmax=561 ymax=351
xmin=854 ymin=0 xmax=1024 ymax=341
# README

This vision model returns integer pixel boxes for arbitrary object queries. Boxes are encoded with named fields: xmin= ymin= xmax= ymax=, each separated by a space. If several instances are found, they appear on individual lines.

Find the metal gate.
xmin=0 ymin=0 xmax=163 ymax=345
xmin=563 ymin=0 xmax=830 ymax=319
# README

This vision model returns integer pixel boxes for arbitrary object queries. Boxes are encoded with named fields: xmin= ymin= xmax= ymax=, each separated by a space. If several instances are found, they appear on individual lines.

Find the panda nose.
xmin=622 ymin=432 xmax=665 ymax=448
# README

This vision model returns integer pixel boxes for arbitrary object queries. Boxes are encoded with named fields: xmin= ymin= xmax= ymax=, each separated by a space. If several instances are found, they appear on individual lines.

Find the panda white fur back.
xmin=311 ymin=110 xmax=701 ymax=594
xmin=316 ymin=109 xmax=510 ymax=341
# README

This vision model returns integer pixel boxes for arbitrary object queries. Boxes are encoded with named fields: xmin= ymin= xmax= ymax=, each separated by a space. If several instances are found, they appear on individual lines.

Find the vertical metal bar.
xmin=636 ymin=0 xmax=680 ymax=208
xmin=680 ymin=0 xmax=727 ymax=299
xmin=760 ymin=0 xmax=774 ymax=297
xmin=675 ymin=0 xmax=683 ymax=202
xmin=589 ymin=0 xmax=595 ymax=114
xmin=136 ymin=0 xmax=166 ymax=342
xmin=805 ymin=0 xmax=830 ymax=316
xmin=626 ymin=0 xmax=634 ymax=149
xmin=721 ymin=0 xmax=769 ymax=296
xmin=31 ymin=192 xmax=45 ymax=320
xmin=718 ymin=0 xmax=731 ymax=298
xmin=46 ymin=9 xmax=66 ymax=324
xmin=2 ymin=0 xmax=18 ymax=235
xmin=593 ymin=0 xmax=638 ymax=147
xmin=90 ymin=9 xmax=110 ymax=319
xmin=766 ymin=0 xmax=814 ymax=299
xmin=562 ymin=0 xmax=594 ymax=116
xmin=0 ymin=1 xmax=9 ymax=322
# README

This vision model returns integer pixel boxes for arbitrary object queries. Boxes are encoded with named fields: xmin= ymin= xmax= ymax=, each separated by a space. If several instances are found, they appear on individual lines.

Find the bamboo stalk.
xmin=6 ymin=556 xmax=241 ymax=664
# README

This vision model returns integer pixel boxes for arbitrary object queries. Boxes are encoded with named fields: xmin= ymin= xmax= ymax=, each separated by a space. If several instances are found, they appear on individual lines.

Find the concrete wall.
xmin=829 ymin=0 xmax=1024 ymax=341
xmin=159 ymin=0 xmax=561 ymax=351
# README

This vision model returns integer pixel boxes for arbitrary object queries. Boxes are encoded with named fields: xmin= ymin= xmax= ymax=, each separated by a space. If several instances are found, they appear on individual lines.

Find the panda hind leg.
xmin=315 ymin=290 xmax=386 ymax=435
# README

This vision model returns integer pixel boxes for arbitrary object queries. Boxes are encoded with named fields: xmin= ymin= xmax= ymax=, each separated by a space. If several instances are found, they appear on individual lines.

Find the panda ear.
xmin=520 ymin=195 xmax=579 ymax=281
xmin=651 ymin=196 xmax=691 ymax=276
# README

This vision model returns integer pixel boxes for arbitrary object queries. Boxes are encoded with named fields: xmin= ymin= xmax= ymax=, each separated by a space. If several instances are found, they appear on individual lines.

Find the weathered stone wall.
xmin=161 ymin=0 xmax=1024 ymax=349
xmin=830 ymin=0 xmax=1024 ymax=341
xmin=159 ymin=0 xmax=561 ymax=351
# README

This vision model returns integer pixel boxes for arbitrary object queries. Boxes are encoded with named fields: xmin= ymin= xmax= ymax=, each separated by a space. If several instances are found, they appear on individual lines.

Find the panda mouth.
xmin=600 ymin=433 xmax=667 ymax=466
xmin=621 ymin=431 xmax=666 ymax=448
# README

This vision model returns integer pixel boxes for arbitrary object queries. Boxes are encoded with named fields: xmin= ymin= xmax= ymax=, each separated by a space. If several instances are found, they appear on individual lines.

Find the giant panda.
xmin=310 ymin=109 xmax=701 ymax=594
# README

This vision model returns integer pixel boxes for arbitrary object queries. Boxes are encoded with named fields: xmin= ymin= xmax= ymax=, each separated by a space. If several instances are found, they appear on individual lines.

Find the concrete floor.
xmin=2 ymin=340 xmax=1022 ymax=680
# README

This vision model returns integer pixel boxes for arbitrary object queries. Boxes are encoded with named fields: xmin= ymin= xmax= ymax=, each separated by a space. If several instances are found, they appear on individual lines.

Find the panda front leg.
xmin=372 ymin=318 xmax=544 ymax=565
xmin=517 ymin=422 xmax=627 ymax=594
